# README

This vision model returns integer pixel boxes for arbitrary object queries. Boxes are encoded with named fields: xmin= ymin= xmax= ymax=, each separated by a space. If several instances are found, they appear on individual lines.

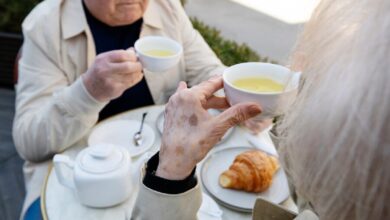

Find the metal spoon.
xmin=133 ymin=112 xmax=148 ymax=147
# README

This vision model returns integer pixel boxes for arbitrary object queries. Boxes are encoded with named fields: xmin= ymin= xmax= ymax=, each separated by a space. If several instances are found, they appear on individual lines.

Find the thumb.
xmin=176 ymin=81 xmax=187 ymax=92
xmin=126 ymin=47 xmax=138 ymax=62
xmin=215 ymin=103 xmax=261 ymax=129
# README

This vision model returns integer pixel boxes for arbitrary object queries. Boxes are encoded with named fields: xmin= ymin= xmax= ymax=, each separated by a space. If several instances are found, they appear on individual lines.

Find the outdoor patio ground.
xmin=185 ymin=0 xmax=319 ymax=63
xmin=0 ymin=88 xmax=25 ymax=220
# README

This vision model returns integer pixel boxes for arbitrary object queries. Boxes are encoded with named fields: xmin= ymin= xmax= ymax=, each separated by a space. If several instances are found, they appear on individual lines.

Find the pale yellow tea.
xmin=143 ymin=49 xmax=175 ymax=57
xmin=232 ymin=77 xmax=284 ymax=93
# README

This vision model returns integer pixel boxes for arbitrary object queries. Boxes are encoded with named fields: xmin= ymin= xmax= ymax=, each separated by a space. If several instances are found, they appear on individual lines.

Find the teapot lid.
xmin=79 ymin=144 xmax=125 ymax=174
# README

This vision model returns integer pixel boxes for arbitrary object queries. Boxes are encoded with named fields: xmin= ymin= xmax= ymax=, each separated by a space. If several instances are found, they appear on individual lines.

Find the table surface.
xmin=41 ymin=105 xmax=297 ymax=220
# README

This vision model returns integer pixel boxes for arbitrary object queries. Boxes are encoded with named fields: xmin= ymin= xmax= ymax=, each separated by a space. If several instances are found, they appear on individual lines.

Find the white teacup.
xmin=223 ymin=62 xmax=301 ymax=119
xmin=134 ymin=36 xmax=183 ymax=72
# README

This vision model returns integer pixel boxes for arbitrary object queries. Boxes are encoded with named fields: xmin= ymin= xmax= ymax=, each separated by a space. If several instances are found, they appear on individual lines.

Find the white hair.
xmin=278 ymin=0 xmax=390 ymax=219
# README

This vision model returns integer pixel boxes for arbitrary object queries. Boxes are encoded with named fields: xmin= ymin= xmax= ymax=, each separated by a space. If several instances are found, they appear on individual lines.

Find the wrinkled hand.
xmin=156 ymin=76 xmax=262 ymax=180
xmin=242 ymin=118 xmax=273 ymax=134
xmin=82 ymin=49 xmax=143 ymax=102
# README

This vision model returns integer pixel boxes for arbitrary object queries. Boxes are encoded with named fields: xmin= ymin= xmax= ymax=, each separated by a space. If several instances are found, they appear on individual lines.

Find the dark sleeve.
xmin=143 ymin=152 xmax=197 ymax=194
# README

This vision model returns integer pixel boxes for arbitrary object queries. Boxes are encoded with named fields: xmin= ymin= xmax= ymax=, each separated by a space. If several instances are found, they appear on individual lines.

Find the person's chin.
xmin=110 ymin=11 xmax=141 ymax=26
xmin=111 ymin=16 xmax=140 ymax=26
xmin=117 ymin=2 xmax=141 ymax=10
xmin=114 ymin=7 xmax=142 ymax=23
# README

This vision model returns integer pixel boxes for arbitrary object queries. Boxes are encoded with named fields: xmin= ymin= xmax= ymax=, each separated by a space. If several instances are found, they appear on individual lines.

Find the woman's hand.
xmin=82 ymin=49 xmax=143 ymax=102
xmin=242 ymin=118 xmax=273 ymax=134
xmin=156 ymin=76 xmax=262 ymax=180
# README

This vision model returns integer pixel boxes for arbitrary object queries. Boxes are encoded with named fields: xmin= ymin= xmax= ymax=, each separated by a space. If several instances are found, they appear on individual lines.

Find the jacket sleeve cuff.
xmin=143 ymin=152 xmax=197 ymax=194
xmin=132 ymin=163 xmax=202 ymax=220
xmin=58 ymin=77 xmax=108 ymax=117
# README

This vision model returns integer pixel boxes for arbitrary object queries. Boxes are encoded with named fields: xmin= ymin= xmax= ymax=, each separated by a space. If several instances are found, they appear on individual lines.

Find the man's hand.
xmin=82 ymin=49 xmax=143 ymax=102
xmin=156 ymin=76 xmax=262 ymax=180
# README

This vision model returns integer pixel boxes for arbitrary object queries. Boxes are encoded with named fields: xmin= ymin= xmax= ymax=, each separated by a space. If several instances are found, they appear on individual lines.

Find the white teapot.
xmin=53 ymin=144 xmax=132 ymax=208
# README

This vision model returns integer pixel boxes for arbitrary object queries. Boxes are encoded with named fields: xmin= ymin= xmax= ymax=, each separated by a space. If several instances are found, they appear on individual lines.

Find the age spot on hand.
xmin=175 ymin=146 xmax=185 ymax=156
xmin=189 ymin=114 xmax=198 ymax=126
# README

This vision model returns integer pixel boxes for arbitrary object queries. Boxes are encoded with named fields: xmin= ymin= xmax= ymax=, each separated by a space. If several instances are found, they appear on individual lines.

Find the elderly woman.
xmin=131 ymin=0 xmax=390 ymax=219
xmin=14 ymin=0 xmax=230 ymax=219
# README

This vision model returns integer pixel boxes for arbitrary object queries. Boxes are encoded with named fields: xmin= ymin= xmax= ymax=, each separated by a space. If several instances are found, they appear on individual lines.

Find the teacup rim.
xmin=223 ymin=62 xmax=299 ymax=95
xmin=134 ymin=36 xmax=183 ymax=60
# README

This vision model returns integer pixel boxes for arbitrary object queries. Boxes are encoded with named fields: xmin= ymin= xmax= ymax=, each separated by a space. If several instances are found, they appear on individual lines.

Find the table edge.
xmin=40 ymin=105 xmax=165 ymax=220
xmin=41 ymin=162 xmax=53 ymax=220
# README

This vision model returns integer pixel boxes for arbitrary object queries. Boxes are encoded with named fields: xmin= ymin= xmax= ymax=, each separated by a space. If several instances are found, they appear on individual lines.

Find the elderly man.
xmin=14 ymin=0 xmax=227 ymax=219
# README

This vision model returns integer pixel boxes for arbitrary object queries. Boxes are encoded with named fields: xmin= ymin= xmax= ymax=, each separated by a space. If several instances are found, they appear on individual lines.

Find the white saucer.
xmin=201 ymin=146 xmax=289 ymax=212
xmin=88 ymin=120 xmax=156 ymax=157
xmin=156 ymin=111 xmax=164 ymax=133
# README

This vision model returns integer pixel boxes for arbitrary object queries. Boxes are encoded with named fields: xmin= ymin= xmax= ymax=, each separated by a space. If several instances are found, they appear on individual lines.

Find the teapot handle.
xmin=53 ymin=155 xmax=75 ymax=189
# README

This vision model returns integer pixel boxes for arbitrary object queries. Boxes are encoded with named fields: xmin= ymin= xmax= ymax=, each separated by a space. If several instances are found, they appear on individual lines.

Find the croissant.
xmin=219 ymin=150 xmax=279 ymax=193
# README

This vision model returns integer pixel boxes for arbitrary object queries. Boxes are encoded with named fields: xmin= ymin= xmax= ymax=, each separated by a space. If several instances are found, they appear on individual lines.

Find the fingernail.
xmin=127 ymin=47 xmax=136 ymax=54
xmin=210 ymin=75 xmax=221 ymax=80
xmin=248 ymin=105 xmax=261 ymax=116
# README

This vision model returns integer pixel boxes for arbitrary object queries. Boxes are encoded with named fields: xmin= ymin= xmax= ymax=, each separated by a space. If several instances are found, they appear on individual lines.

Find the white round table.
xmin=41 ymin=105 xmax=297 ymax=220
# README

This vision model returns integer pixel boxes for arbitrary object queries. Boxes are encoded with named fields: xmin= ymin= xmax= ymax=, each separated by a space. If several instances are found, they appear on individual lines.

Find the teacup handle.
xmin=53 ymin=155 xmax=75 ymax=189
xmin=284 ymin=71 xmax=302 ymax=91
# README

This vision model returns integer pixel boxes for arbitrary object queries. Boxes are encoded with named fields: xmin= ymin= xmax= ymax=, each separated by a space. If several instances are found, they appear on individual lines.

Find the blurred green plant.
xmin=191 ymin=17 xmax=274 ymax=66
xmin=0 ymin=0 xmax=41 ymax=33
xmin=0 ymin=0 xmax=275 ymax=65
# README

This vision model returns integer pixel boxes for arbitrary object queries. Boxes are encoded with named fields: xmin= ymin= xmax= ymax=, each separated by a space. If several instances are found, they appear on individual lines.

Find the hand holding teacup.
xmin=83 ymin=36 xmax=183 ymax=102
xmin=223 ymin=62 xmax=301 ymax=120
xmin=82 ymin=49 xmax=143 ymax=102
xmin=156 ymin=76 xmax=261 ymax=180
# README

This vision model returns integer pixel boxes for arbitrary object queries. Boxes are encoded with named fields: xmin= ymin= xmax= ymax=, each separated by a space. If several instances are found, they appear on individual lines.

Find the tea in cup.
xmin=223 ymin=62 xmax=301 ymax=119
xmin=134 ymin=36 xmax=183 ymax=72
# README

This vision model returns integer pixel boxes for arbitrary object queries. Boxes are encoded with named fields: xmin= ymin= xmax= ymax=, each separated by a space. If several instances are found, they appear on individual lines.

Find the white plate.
xmin=156 ymin=109 xmax=234 ymax=144
xmin=197 ymin=193 xmax=223 ymax=220
xmin=200 ymin=146 xmax=289 ymax=212
xmin=156 ymin=111 xmax=164 ymax=133
xmin=88 ymin=120 xmax=156 ymax=157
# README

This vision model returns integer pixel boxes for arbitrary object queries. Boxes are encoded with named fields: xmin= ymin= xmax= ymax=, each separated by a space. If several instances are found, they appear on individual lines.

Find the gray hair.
xmin=278 ymin=0 xmax=390 ymax=219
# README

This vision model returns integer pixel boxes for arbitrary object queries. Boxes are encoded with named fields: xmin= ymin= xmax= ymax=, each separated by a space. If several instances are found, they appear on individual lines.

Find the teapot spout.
xmin=53 ymin=154 xmax=75 ymax=189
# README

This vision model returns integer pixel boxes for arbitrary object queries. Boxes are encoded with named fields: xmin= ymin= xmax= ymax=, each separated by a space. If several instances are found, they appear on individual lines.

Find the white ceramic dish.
xmin=246 ymin=132 xmax=278 ymax=156
xmin=223 ymin=62 xmax=301 ymax=119
xmin=198 ymin=193 xmax=223 ymax=220
xmin=134 ymin=36 xmax=182 ymax=72
xmin=88 ymin=120 xmax=156 ymax=157
xmin=53 ymin=144 xmax=133 ymax=208
xmin=200 ymin=146 xmax=289 ymax=212
xmin=156 ymin=109 xmax=234 ymax=145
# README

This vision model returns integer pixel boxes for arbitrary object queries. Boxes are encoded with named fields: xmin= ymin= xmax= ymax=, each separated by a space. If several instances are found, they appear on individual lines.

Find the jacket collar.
xmin=62 ymin=0 xmax=87 ymax=40
xmin=61 ymin=0 xmax=162 ymax=40
xmin=142 ymin=0 xmax=163 ymax=29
